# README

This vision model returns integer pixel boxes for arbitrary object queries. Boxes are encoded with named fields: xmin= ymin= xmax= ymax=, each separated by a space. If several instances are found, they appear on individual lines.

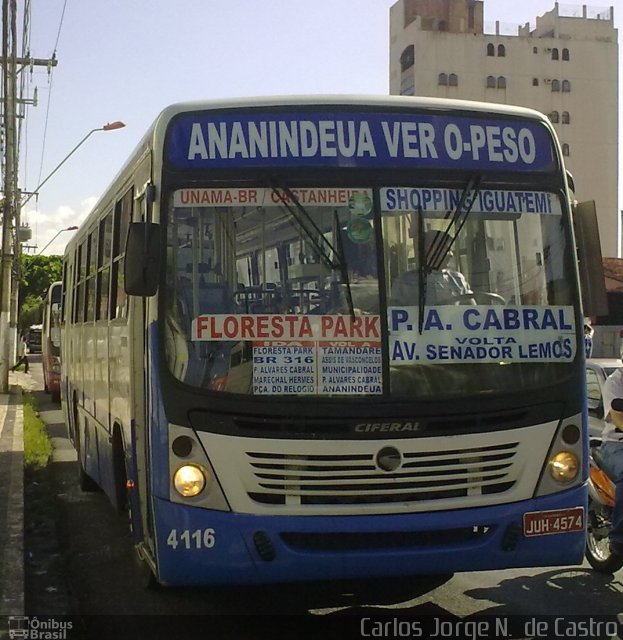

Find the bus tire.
xmin=135 ymin=545 xmax=161 ymax=590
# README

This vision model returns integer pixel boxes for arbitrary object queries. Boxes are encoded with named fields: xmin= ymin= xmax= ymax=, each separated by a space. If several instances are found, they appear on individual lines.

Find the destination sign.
xmin=166 ymin=111 xmax=557 ymax=172
xmin=389 ymin=305 xmax=577 ymax=364
xmin=381 ymin=188 xmax=562 ymax=216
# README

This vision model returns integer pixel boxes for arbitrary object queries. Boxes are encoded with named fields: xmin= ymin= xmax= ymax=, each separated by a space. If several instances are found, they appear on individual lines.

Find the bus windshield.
xmin=163 ymin=182 xmax=575 ymax=399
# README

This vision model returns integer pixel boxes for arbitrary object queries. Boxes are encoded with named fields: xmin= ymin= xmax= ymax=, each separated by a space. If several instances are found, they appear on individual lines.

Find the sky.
xmin=16 ymin=0 xmax=623 ymax=255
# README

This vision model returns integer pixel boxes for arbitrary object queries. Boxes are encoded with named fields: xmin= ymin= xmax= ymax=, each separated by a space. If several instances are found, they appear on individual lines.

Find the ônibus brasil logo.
xmin=8 ymin=617 xmax=73 ymax=640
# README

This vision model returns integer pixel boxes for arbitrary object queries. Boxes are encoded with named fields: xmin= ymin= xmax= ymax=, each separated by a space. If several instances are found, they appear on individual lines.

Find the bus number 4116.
xmin=166 ymin=528 xmax=216 ymax=550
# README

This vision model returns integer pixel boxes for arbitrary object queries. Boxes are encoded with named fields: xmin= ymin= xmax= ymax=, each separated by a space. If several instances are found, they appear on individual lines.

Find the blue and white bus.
xmin=61 ymin=96 xmax=605 ymax=586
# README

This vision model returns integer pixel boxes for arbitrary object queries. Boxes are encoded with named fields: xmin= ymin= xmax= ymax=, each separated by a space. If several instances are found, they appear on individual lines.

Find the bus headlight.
xmin=173 ymin=464 xmax=207 ymax=497
xmin=548 ymin=451 xmax=579 ymax=483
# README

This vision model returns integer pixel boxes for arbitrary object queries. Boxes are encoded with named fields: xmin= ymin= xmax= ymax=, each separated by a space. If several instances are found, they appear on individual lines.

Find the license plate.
xmin=523 ymin=506 xmax=584 ymax=537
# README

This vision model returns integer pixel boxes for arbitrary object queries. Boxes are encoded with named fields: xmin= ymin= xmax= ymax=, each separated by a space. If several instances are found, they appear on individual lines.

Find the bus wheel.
xmin=135 ymin=545 xmax=161 ymax=590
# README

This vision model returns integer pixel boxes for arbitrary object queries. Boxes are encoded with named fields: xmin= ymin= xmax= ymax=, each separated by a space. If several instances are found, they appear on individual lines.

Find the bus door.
xmin=128 ymin=172 xmax=157 ymax=560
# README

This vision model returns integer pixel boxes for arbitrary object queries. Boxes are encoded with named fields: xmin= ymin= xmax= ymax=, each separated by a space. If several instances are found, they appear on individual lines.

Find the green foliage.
xmin=19 ymin=295 xmax=44 ymax=331
xmin=17 ymin=254 xmax=62 ymax=334
xmin=23 ymin=393 xmax=52 ymax=471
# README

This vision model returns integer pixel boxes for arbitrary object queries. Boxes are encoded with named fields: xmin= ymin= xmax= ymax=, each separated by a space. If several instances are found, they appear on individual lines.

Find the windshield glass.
xmin=50 ymin=301 xmax=61 ymax=354
xmin=163 ymin=184 xmax=576 ymax=399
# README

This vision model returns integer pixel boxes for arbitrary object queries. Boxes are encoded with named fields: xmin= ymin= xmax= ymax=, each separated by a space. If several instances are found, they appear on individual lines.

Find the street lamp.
xmin=0 ymin=120 xmax=126 ymax=393
xmin=21 ymin=120 xmax=126 ymax=208
xmin=36 ymin=225 xmax=79 ymax=256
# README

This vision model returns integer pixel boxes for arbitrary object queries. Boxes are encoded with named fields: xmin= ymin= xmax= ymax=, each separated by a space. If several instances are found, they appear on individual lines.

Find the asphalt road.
xmin=21 ymin=358 xmax=623 ymax=640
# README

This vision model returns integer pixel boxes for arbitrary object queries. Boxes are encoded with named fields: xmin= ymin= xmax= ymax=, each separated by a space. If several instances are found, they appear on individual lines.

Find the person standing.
xmin=599 ymin=356 xmax=623 ymax=556
xmin=584 ymin=322 xmax=594 ymax=359
xmin=12 ymin=335 xmax=29 ymax=373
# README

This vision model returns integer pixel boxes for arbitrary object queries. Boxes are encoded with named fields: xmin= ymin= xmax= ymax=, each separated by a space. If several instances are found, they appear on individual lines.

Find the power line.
xmin=29 ymin=0 xmax=67 ymax=241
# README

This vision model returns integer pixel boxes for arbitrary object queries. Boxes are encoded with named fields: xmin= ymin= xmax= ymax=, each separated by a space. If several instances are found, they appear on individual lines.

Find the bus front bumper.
xmin=152 ymin=486 xmax=587 ymax=586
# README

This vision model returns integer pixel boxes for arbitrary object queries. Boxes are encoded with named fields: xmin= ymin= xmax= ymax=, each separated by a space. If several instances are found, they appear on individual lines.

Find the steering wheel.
xmin=453 ymin=292 xmax=506 ymax=305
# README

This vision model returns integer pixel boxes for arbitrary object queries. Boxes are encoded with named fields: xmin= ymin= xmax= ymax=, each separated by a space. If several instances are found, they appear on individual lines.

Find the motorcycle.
xmin=586 ymin=436 xmax=623 ymax=573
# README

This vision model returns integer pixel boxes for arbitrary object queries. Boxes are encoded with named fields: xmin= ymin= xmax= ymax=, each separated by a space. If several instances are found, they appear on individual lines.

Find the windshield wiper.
xmin=416 ymin=206 xmax=427 ymax=334
xmin=426 ymin=175 xmax=481 ymax=271
xmin=268 ymin=178 xmax=355 ymax=318
xmin=334 ymin=210 xmax=355 ymax=318
xmin=269 ymin=179 xmax=337 ymax=270
xmin=416 ymin=176 xmax=481 ymax=334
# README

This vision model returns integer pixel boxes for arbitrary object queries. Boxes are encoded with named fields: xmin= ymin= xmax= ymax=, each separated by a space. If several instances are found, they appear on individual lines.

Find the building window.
xmin=448 ymin=73 xmax=458 ymax=86
xmin=533 ymin=46 xmax=538 ymax=54
xmin=562 ymin=111 xmax=570 ymax=124
xmin=552 ymin=48 xmax=559 ymax=60
xmin=497 ymin=76 xmax=506 ymax=89
xmin=400 ymin=45 xmax=415 ymax=72
xmin=486 ymin=75 xmax=496 ymax=88
xmin=551 ymin=79 xmax=560 ymax=92
xmin=562 ymin=143 xmax=570 ymax=157
xmin=487 ymin=43 xmax=495 ymax=56
xmin=400 ymin=78 xmax=415 ymax=96
xmin=497 ymin=44 xmax=506 ymax=57
xmin=562 ymin=48 xmax=570 ymax=61
xmin=549 ymin=111 xmax=559 ymax=123
xmin=562 ymin=79 xmax=571 ymax=92
xmin=438 ymin=73 xmax=448 ymax=86
xmin=532 ymin=78 xmax=539 ymax=86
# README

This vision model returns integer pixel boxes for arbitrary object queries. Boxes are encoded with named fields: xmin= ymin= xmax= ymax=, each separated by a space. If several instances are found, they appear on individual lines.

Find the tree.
xmin=16 ymin=254 xmax=62 ymax=334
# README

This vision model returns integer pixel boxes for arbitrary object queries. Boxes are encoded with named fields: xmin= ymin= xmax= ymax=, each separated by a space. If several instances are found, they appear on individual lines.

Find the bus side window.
xmin=111 ymin=189 xmax=132 ymax=317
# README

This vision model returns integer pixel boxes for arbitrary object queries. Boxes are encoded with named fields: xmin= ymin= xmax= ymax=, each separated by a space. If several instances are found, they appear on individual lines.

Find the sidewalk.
xmin=0 ymin=370 xmax=34 ymax=616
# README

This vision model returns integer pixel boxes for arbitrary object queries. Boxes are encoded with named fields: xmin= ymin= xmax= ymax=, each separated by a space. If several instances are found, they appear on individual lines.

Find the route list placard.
xmin=252 ymin=341 xmax=382 ymax=396
xmin=191 ymin=313 xmax=384 ymax=396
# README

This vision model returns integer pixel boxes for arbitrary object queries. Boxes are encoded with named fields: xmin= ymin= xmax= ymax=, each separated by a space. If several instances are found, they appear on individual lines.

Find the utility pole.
xmin=1 ymin=0 xmax=18 ymax=393
xmin=0 ymin=0 xmax=58 ymax=392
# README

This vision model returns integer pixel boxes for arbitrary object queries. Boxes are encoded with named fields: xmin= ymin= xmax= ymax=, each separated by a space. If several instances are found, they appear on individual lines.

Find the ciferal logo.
xmin=7 ymin=617 xmax=73 ymax=639
xmin=353 ymin=421 xmax=421 ymax=434
xmin=376 ymin=446 xmax=402 ymax=472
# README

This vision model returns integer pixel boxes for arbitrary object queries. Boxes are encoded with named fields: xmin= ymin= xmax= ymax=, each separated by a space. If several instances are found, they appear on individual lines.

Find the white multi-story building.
xmin=389 ymin=0 xmax=619 ymax=257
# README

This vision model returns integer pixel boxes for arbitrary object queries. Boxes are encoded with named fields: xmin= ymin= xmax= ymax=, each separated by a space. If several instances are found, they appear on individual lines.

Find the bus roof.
xmin=153 ymin=94 xmax=549 ymax=123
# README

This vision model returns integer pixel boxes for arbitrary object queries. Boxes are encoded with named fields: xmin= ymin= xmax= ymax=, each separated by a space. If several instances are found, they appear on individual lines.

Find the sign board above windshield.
xmin=166 ymin=111 xmax=557 ymax=172
xmin=381 ymin=188 xmax=562 ymax=216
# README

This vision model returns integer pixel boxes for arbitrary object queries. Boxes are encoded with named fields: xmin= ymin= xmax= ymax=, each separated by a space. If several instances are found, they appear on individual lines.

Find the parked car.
xmin=586 ymin=358 xmax=622 ymax=437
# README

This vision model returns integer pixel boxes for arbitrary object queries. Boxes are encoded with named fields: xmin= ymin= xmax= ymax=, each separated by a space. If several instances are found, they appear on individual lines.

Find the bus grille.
xmin=245 ymin=442 xmax=518 ymax=506
xmin=280 ymin=527 xmax=493 ymax=551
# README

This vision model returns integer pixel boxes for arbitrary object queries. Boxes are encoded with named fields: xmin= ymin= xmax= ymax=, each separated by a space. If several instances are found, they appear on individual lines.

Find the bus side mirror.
xmin=574 ymin=200 xmax=608 ymax=318
xmin=124 ymin=222 xmax=161 ymax=296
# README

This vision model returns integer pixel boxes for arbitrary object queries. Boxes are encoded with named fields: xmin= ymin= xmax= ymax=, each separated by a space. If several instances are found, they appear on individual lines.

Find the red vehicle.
xmin=42 ymin=281 xmax=62 ymax=402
